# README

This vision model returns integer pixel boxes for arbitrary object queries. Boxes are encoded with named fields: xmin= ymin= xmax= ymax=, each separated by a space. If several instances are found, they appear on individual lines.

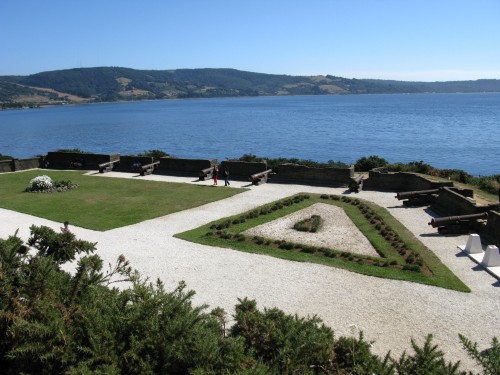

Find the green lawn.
xmin=175 ymin=194 xmax=470 ymax=292
xmin=0 ymin=170 xmax=245 ymax=231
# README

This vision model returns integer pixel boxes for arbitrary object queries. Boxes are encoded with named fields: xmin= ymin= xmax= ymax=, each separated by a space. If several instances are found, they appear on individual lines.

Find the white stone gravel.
xmin=244 ymin=203 xmax=379 ymax=257
xmin=1 ymin=170 xmax=499 ymax=371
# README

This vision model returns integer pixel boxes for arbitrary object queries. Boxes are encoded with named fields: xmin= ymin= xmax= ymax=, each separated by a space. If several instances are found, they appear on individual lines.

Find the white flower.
xmin=29 ymin=175 xmax=53 ymax=191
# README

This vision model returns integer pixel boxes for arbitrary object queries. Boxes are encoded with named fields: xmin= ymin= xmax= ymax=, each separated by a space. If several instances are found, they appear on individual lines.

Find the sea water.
xmin=0 ymin=93 xmax=499 ymax=175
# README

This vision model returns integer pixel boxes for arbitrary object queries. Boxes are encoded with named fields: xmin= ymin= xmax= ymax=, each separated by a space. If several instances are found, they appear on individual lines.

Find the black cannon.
xmin=199 ymin=167 xmax=213 ymax=181
xmin=428 ymin=212 xmax=488 ymax=234
xmin=349 ymin=175 xmax=364 ymax=193
xmin=395 ymin=188 xmax=441 ymax=206
xmin=139 ymin=161 xmax=160 ymax=176
xmin=249 ymin=169 xmax=272 ymax=185
xmin=98 ymin=159 xmax=119 ymax=173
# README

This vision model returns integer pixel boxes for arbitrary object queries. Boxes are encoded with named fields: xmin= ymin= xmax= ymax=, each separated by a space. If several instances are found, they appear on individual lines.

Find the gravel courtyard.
xmin=1 ymin=171 xmax=498 ymax=370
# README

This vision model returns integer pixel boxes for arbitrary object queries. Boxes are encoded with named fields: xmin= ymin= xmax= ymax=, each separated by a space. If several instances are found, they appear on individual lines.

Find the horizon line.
xmin=1 ymin=65 xmax=499 ymax=84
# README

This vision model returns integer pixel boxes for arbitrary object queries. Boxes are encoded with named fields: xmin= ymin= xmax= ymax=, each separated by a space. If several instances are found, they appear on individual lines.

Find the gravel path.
xmin=1 ymin=171 xmax=498 ymax=371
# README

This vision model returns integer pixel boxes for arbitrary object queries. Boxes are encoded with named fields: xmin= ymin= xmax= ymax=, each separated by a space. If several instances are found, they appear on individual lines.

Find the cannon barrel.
xmin=249 ymin=169 xmax=273 ymax=181
xmin=396 ymin=188 xmax=441 ymax=200
xmin=349 ymin=175 xmax=364 ymax=192
xmin=428 ymin=212 xmax=488 ymax=228
xmin=199 ymin=167 xmax=213 ymax=180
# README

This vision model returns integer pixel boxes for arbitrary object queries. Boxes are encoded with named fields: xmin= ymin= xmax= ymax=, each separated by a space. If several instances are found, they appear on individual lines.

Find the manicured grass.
xmin=175 ymin=194 xmax=470 ymax=292
xmin=0 ymin=170 xmax=245 ymax=231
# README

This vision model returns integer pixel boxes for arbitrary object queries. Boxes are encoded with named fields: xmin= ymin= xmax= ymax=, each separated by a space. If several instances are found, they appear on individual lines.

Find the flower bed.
xmin=175 ymin=193 xmax=470 ymax=291
xmin=293 ymin=214 xmax=322 ymax=233
xmin=26 ymin=175 xmax=78 ymax=193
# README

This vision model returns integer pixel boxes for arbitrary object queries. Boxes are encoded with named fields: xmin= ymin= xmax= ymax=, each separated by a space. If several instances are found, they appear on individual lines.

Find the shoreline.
xmin=4 ymin=90 xmax=500 ymax=111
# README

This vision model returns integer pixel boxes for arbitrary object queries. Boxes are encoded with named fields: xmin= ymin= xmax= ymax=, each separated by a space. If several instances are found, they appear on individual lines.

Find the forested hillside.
xmin=1 ymin=67 xmax=499 ymax=108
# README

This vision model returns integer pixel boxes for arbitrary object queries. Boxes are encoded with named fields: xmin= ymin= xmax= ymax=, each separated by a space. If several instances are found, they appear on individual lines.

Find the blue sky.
xmin=1 ymin=0 xmax=499 ymax=81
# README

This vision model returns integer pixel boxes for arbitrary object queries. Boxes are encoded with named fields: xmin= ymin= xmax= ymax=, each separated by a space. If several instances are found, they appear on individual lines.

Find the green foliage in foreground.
xmin=1 ymin=227 xmax=498 ymax=374
xmin=176 ymin=194 xmax=469 ymax=292
xmin=0 ymin=170 xmax=244 ymax=231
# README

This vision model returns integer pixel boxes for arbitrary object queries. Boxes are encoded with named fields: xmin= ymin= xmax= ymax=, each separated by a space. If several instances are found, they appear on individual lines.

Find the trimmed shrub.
xmin=28 ymin=175 xmax=53 ymax=191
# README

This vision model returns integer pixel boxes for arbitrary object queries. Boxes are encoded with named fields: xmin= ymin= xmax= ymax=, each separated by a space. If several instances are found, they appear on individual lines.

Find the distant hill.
xmin=1 ymin=67 xmax=499 ymax=108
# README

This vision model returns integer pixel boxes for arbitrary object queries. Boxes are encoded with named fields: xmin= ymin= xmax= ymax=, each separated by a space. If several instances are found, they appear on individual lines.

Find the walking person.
xmin=223 ymin=166 xmax=230 ymax=186
xmin=213 ymin=165 xmax=219 ymax=185
xmin=60 ymin=221 xmax=70 ymax=233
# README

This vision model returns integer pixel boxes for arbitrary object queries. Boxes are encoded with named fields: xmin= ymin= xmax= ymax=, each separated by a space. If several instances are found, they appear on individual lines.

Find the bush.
xmin=138 ymin=149 xmax=170 ymax=159
xmin=26 ymin=176 xmax=77 ymax=193
xmin=278 ymin=242 xmax=294 ymax=250
xmin=470 ymin=176 xmax=499 ymax=195
xmin=28 ymin=175 xmax=53 ymax=191
xmin=301 ymin=246 xmax=316 ymax=254
xmin=231 ymin=298 xmax=335 ymax=373
xmin=355 ymin=155 xmax=389 ymax=171
xmin=237 ymin=154 xmax=349 ymax=171
xmin=388 ymin=160 xmax=434 ymax=174
xmin=0 ymin=229 xmax=495 ymax=374
xmin=56 ymin=148 xmax=90 ymax=153
xmin=460 ymin=335 xmax=500 ymax=375
xmin=293 ymin=215 xmax=322 ymax=233
xmin=253 ymin=236 xmax=265 ymax=245
xmin=0 ymin=153 xmax=14 ymax=160
xmin=53 ymin=179 xmax=72 ymax=188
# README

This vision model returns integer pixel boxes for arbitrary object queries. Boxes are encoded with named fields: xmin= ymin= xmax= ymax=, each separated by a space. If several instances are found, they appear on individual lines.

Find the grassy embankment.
xmin=176 ymin=193 xmax=470 ymax=292
xmin=0 ymin=170 xmax=244 ymax=231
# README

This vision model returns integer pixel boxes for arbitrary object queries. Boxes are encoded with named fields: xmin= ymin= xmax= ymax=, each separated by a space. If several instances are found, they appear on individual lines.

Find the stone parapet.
xmin=272 ymin=164 xmax=354 ymax=186
xmin=45 ymin=152 xmax=119 ymax=170
xmin=484 ymin=210 xmax=500 ymax=247
xmin=363 ymin=170 xmax=453 ymax=191
xmin=0 ymin=160 xmax=12 ymax=173
xmin=155 ymin=157 xmax=215 ymax=175
xmin=14 ymin=157 xmax=42 ymax=171
xmin=0 ymin=158 xmax=42 ymax=173
xmin=220 ymin=161 xmax=268 ymax=179
xmin=113 ymin=156 xmax=154 ymax=173
xmin=431 ymin=187 xmax=500 ymax=216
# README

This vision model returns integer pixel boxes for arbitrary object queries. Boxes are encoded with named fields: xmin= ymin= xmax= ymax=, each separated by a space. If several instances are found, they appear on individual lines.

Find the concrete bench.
xmin=249 ymin=169 xmax=272 ymax=185
xmin=139 ymin=161 xmax=160 ymax=176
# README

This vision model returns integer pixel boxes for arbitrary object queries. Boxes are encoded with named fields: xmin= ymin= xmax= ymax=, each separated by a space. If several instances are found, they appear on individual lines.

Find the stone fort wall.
xmin=220 ymin=161 xmax=268 ymax=179
xmin=0 ymin=158 xmax=41 ymax=173
xmin=45 ymin=152 xmax=119 ymax=170
xmin=363 ymin=169 xmax=453 ymax=191
xmin=113 ymin=156 xmax=154 ymax=173
xmin=484 ymin=210 xmax=500 ymax=247
xmin=155 ymin=157 xmax=215 ymax=175
xmin=272 ymin=164 xmax=354 ymax=186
